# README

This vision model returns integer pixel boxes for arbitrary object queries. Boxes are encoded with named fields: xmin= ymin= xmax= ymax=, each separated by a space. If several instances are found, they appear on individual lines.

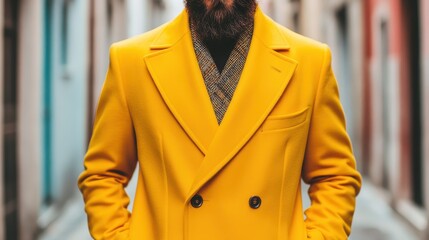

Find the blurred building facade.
xmin=0 ymin=0 xmax=428 ymax=239
xmin=423 ymin=2 xmax=429 ymax=236
xmin=361 ymin=0 xmax=428 ymax=238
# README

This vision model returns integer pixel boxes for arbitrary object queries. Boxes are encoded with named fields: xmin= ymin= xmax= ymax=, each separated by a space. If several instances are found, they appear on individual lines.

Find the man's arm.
xmin=78 ymin=45 xmax=137 ymax=240
xmin=302 ymin=46 xmax=362 ymax=240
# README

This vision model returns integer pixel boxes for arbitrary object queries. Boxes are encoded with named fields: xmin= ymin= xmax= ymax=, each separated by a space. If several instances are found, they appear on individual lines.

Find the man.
xmin=78 ymin=0 xmax=362 ymax=239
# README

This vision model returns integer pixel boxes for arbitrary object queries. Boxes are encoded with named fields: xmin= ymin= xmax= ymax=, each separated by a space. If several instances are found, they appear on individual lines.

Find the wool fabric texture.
xmin=190 ymin=22 xmax=254 ymax=124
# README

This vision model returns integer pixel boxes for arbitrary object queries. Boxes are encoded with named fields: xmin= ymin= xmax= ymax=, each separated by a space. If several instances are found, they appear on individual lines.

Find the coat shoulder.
xmin=275 ymin=22 xmax=329 ymax=56
xmin=109 ymin=21 xmax=171 ymax=57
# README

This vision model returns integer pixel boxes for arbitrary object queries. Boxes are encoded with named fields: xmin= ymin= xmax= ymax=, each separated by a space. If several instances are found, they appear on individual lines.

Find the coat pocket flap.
xmin=262 ymin=107 xmax=310 ymax=132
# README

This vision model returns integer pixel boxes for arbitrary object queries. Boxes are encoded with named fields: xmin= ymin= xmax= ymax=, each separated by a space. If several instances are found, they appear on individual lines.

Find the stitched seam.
xmin=160 ymin=134 xmax=169 ymax=240
xmin=311 ymin=45 xmax=329 ymax=124
xmin=303 ymin=44 xmax=329 ymax=235
xmin=111 ymin=45 xmax=137 ymax=175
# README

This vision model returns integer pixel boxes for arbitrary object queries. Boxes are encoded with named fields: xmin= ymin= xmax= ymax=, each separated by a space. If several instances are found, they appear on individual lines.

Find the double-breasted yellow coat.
xmin=78 ymin=7 xmax=361 ymax=240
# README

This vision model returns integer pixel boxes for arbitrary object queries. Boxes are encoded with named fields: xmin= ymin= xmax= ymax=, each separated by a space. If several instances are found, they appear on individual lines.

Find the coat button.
xmin=249 ymin=196 xmax=261 ymax=209
xmin=191 ymin=194 xmax=203 ymax=208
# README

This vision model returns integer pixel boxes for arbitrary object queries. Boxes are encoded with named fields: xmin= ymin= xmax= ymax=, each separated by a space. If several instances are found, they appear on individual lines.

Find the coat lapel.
xmin=187 ymin=7 xmax=298 ymax=200
xmin=145 ymin=10 xmax=218 ymax=155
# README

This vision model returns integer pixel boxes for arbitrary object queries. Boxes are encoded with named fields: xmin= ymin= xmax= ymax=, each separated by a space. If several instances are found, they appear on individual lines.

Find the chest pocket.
xmin=261 ymin=107 xmax=310 ymax=133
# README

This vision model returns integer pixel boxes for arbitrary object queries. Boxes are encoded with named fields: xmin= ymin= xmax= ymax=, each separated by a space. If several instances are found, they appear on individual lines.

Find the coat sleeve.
xmin=78 ymin=44 xmax=137 ymax=240
xmin=302 ymin=45 xmax=362 ymax=240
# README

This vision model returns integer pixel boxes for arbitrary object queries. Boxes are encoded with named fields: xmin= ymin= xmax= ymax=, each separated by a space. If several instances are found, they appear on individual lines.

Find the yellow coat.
xmin=78 ymin=7 xmax=361 ymax=240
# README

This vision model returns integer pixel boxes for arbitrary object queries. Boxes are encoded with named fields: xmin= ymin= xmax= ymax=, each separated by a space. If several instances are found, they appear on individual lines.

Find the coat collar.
xmin=145 ymin=6 xmax=297 ymax=200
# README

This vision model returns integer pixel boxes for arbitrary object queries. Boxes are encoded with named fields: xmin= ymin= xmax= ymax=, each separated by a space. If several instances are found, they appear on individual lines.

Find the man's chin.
xmin=186 ymin=0 xmax=256 ymax=41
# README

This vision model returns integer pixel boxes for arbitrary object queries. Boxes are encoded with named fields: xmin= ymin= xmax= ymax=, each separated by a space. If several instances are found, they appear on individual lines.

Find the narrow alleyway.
xmin=349 ymin=180 xmax=420 ymax=240
xmin=39 ymin=178 xmax=420 ymax=240
xmin=302 ymin=179 xmax=420 ymax=240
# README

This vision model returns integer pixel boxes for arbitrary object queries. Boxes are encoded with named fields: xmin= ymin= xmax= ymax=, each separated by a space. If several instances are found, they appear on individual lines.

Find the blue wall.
xmin=43 ymin=0 xmax=88 ymax=204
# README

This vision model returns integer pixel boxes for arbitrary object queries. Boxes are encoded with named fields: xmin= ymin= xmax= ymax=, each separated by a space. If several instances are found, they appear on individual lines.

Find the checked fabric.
xmin=190 ymin=23 xmax=254 ymax=124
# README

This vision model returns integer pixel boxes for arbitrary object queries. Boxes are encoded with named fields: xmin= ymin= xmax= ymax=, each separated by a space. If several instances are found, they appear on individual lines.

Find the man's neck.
xmin=204 ymin=37 xmax=238 ymax=73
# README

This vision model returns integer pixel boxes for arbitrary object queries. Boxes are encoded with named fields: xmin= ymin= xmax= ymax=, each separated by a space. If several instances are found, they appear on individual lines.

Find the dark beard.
xmin=185 ymin=0 xmax=257 ymax=42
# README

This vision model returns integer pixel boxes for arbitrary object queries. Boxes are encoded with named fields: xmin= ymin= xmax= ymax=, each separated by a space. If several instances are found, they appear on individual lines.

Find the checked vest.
xmin=190 ymin=23 xmax=254 ymax=124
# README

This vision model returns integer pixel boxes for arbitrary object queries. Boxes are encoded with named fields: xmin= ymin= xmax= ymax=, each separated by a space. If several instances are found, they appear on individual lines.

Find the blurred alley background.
xmin=1 ymin=0 xmax=429 ymax=239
